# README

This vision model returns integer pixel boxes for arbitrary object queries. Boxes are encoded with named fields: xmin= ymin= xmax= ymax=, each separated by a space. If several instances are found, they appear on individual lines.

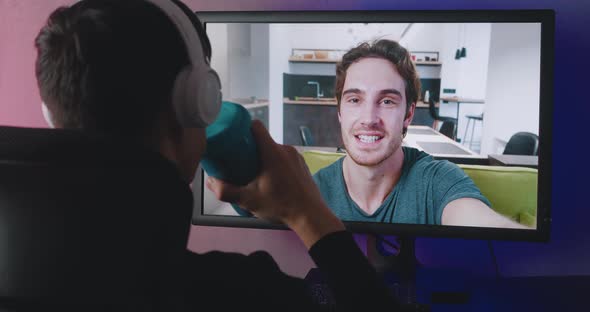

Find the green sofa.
xmin=301 ymin=150 xmax=537 ymax=228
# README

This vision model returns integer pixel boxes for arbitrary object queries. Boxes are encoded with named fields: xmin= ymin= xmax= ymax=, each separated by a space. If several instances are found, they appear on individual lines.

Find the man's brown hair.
xmin=335 ymin=39 xmax=421 ymax=116
xmin=34 ymin=0 xmax=211 ymax=141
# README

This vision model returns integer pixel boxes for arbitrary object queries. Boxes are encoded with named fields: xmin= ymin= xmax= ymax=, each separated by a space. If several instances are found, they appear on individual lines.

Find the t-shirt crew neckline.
xmin=338 ymin=150 xmax=410 ymax=218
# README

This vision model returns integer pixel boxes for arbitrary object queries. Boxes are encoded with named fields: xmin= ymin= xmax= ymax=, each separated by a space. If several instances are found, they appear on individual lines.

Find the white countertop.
xmin=226 ymin=98 xmax=269 ymax=109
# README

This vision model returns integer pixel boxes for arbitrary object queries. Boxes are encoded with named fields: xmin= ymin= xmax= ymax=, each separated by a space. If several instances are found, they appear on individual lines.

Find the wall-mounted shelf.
xmin=288 ymin=57 xmax=339 ymax=63
xmin=290 ymin=48 xmax=345 ymax=64
xmin=289 ymin=57 xmax=441 ymax=66
xmin=414 ymin=61 xmax=442 ymax=66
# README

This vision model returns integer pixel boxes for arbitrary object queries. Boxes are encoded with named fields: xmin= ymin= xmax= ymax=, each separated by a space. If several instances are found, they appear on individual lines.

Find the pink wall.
xmin=0 ymin=0 xmax=320 ymax=278
xmin=0 ymin=0 xmax=336 ymax=128
xmin=0 ymin=0 xmax=75 ymax=128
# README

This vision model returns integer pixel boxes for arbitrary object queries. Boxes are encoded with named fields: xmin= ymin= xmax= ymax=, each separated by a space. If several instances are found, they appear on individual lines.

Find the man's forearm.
xmin=287 ymin=202 xmax=346 ymax=249
xmin=442 ymin=198 xmax=534 ymax=229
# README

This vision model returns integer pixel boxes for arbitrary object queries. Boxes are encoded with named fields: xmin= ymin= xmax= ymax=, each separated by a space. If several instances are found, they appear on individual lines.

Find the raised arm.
xmin=205 ymin=120 xmax=345 ymax=247
xmin=206 ymin=120 xmax=399 ymax=311
xmin=441 ymin=198 xmax=532 ymax=229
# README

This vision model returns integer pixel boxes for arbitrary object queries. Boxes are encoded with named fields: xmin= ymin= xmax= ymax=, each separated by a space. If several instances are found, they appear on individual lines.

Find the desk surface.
xmin=440 ymin=96 xmax=485 ymax=104
xmin=488 ymin=154 xmax=538 ymax=168
xmin=284 ymin=97 xmax=337 ymax=106
xmin=404 ymin=126 xmax=486 ymax=160
xmin=227 ymin=98 xmax=269 ymax=109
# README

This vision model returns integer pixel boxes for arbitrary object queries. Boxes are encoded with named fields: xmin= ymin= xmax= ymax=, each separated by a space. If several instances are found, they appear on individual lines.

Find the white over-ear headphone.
xmin=145 ymin=0 xmax=222 ymax=128
xmin=41 ymin=101 xmax=55 ymax=128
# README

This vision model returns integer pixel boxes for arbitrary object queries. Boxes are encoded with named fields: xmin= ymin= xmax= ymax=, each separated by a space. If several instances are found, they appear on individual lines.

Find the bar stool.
xmin=463 ymin=113 xmax=483 ymax=149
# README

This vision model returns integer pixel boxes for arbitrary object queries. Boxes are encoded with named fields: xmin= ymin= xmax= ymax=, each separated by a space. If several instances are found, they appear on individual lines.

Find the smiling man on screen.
xmin=312 ymin=39 xmax=528 ymax=229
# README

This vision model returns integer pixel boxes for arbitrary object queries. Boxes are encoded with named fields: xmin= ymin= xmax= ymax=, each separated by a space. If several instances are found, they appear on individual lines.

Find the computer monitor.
xmin=191 ymin=10 xmax=554 ymax=243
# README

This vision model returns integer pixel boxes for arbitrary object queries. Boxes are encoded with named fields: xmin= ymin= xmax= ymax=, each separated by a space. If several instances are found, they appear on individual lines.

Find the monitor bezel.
xmin=191 ymin=10 xmax=554 ymax=242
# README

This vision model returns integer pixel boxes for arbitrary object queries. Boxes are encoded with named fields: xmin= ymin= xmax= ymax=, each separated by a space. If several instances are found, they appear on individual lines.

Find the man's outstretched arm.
xmin=442 ymin=198 xmax=533 ymax=229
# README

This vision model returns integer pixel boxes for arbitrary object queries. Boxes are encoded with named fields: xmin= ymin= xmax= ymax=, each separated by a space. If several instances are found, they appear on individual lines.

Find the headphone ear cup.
xmin=202 ymin=68 xmax=223 ymax=122
xmin=172 ymin=65 xmax=221 ymax=128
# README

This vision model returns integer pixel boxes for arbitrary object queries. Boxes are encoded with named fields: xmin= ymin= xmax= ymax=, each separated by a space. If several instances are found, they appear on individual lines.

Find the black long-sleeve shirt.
xmin=0 ymin=127 xmax=399 ymax=311
xmin=176 ymin=231 xmax=399 ymax=312
xmin=153 ymin=141 xmax=398 ymax=311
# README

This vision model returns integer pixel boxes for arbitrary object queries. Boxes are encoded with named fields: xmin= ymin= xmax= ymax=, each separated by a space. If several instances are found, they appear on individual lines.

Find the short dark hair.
xmin=335 ymin=39 xmax=421 ymax=115
xmin=35 ymin=0 xmax=211 ymax=140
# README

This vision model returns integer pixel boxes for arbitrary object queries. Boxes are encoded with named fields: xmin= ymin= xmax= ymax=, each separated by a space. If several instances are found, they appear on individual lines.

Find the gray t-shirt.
xmin=312 ymin=147 xmax=491 ymax=225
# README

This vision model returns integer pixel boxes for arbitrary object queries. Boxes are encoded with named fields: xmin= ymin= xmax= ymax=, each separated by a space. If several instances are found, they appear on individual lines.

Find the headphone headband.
xmin=145 ymin=0 xmax=205 ymax=66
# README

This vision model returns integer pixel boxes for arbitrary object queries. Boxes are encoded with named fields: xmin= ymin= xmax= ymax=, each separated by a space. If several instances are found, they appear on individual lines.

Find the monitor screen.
xmin=192 ymin=11 xmax=554 ymax=242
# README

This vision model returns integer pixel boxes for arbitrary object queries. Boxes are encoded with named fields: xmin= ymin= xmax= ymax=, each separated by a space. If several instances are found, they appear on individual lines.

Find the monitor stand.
xmin=366 ymin=234 xmax=420 ymax=305
xmin=367 ymin=234 xmax=472 ymax=308
xmin=304 ymin=234 xmax=428 ymax=309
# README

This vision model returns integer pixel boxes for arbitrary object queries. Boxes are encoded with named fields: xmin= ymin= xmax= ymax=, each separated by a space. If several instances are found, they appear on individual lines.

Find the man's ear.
xmin=403 ymin=102 xmax=416 ymax=129
xmin=41 ymin=102 xmax=55 ymax=128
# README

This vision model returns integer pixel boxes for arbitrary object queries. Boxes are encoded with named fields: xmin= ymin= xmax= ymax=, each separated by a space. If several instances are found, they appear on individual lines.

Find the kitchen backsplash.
xmin=283 ymin=73 xmax=336 ymax=99
xmin=420 ymin=78 xmax=441 ymax=102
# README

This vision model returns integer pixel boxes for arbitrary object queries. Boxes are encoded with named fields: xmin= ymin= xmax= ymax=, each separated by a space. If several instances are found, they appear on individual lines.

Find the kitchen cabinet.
xmin=412 ymin=107 xmax=435 ymax=127
xmin=283 ymin=102 xmax=342 ymax=147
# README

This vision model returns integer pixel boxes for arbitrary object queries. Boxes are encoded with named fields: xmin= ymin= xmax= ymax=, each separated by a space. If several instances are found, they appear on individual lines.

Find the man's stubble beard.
xmin=342 ymin=131 xmax=402 ymax=167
